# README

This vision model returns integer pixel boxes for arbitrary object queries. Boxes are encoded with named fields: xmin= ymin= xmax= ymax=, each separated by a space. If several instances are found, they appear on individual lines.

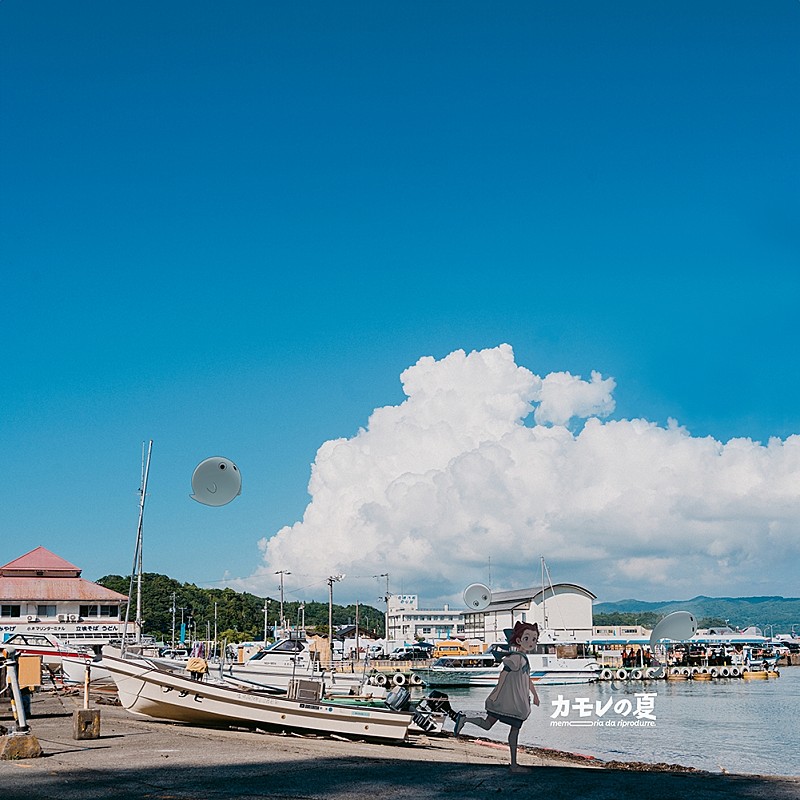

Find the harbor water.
xmin=441 ymin=665 xmax=800 ymax=776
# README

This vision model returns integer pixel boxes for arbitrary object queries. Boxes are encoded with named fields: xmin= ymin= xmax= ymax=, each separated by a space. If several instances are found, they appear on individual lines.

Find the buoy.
xmin=392 ymin=672 xmax=407 ymax=686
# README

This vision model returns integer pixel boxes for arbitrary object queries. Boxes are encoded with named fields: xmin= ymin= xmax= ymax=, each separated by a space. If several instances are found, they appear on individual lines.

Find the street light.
xmin=327 ymin=574 xmax=345 ymax=665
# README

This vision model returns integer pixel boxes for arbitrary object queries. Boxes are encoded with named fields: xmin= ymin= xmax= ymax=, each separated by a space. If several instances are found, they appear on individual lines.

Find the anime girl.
xmin=454 ymin=621 xmax=541 ymax=772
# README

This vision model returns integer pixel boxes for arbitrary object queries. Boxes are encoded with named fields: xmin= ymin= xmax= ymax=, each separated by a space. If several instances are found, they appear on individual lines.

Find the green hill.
xmin=97 ymin=572 xmax=385 ymax=642
xmin=593 ymin=595 xmax=800 ymax=633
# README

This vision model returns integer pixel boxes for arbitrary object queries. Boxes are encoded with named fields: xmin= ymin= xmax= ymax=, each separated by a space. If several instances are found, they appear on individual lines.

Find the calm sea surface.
xmin=437 ymin=665 xmax=800 ymax=776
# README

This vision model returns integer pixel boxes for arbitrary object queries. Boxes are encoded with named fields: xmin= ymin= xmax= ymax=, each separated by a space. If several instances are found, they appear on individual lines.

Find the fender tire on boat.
xmin=669 ymin=667 xmax=680 ymax=676
xmin=690 ymin=667 xmax=700 ymax=676
xmin=631 ymin=669 xmax=643 ymax=680
xmin=681 ymin=667 xmax=690 ymax=676
xmin=600 ymin=668 xmax=614 ymax=681
xmin=645 ymin=667 xmax=657 ymax=679
xmin=730 ymin=666 xmax=740 ymax=677
xmin=709 ymin=667 xmax=719 ymax=678
xmin=392 ymin=672 xmax=407 ymax=686
xmin=375 ymin=673 xmax=388 ymax=686
xmin=720 ymin=667 xmax=730 ymax=677
xmin=410 ymin=673 xmax=423 ymax=686
xmin=615 ymin=669 xmax=627 ymax=681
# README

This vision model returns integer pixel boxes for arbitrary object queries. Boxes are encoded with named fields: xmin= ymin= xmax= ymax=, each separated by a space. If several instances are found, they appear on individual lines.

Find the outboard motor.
xmin=385 ymin=685 xmax=411 ymax=711
xmin=412 ymin=689 xmax=456 ymax=733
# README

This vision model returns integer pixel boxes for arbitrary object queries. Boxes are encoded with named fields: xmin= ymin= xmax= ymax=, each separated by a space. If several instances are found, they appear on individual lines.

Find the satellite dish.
xmin=649 ymin=611 xmax=697 ymax=652
xmin=463 ymin=583 xmax=491 ymax=611
xmin=190 ymin=457 xmax=242 ymax=507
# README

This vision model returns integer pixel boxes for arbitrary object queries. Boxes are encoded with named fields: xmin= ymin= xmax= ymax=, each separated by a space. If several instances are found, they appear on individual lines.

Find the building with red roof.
xmin=1 ymin=546 xmax=132 ymax=645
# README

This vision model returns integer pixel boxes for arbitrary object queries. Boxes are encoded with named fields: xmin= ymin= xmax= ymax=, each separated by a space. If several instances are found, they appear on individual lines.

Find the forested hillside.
xmin=97 ymin=572 xmax=384 ymax=642
xmin=593 ymin=595 xmax=800 ymax=633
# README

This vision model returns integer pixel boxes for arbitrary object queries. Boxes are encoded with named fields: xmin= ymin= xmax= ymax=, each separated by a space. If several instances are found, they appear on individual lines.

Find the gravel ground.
xmin=1 ymin=690 xmax=799 ymax=800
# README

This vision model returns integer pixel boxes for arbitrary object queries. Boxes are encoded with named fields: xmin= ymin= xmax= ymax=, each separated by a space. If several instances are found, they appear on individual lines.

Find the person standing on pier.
xmin=454 ymin=621 xmax=541 ymax=772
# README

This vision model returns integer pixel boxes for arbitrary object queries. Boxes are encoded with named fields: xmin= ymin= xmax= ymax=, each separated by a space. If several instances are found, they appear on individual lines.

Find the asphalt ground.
xmin=1 ymin=690 xmax=799 ymax=800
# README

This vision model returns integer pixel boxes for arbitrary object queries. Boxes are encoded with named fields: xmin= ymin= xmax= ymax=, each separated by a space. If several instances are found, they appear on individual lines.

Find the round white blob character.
xmin=190 ymin=457 xmax=242 ymax=506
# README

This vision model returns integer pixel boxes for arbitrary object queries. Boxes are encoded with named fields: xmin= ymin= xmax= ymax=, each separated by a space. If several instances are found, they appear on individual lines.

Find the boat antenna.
xmin=541 ymin=556 xmax=571 ymax=638
xmin=122 ymin=440 xmax=153 ymax=653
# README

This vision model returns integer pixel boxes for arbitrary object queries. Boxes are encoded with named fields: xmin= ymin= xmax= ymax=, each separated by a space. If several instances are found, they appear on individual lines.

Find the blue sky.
xmin=2 ymin=2 xmax=799 ymax=607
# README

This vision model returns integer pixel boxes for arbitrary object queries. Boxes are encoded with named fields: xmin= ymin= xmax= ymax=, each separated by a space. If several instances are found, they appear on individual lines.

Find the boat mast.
xmin=541 ymin=555 xmax=547 ymax=632
xmin=123 ymin=440 xmax=153 ymax=651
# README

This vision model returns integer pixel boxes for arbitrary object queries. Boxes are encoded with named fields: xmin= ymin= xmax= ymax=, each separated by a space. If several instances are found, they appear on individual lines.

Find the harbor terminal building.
xmin=0 ymin=546 xmax=132 ymax=645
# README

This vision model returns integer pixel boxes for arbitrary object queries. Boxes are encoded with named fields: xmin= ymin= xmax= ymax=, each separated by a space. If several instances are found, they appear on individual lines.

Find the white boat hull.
xmin=528 ymin=655 xmax=601 ymax=685
xmin=99 ymin=653 xmax=412 ymax=741
xmin=413 ymin=655 xmax=601 ymax=688
xmin=216 ymin=661 xmax=367 ymax=694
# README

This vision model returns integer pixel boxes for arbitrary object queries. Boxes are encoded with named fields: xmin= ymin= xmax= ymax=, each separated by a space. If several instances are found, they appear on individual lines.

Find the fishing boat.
xmin=411 ymin=650 xmax=600 ymax=687
xmin=218 ymin=635 xmax=368 ymax=694
xmin=97 ymin=650 xmax=415 ymax=741
xmin=527 ymin=652 xmax=602 ymax=685
xmin=0 ymin=631 xmax=96 ymax=672
xmin=411 ymin=653 xmax=500 ymax=687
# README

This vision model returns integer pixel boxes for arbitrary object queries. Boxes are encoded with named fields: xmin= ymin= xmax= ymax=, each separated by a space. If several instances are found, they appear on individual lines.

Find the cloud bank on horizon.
xmin=245 ymin=345 xmax=800 ymax=604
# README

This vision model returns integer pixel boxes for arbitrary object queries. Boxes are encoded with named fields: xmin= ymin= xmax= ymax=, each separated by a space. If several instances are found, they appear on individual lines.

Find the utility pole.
xmin=263 ymin=598 xmax=270 ymax=645
xmin=275 ymin=570 xmax=291 ymax=634
xmin=327 ymin=574 xmax=344 ymax=665
xmin=355 ymin=600 xmax=360 ymax=658
xmin=171 ymin=592 xmax=176 ymax=649
xmin=379 ymin=573 xmax=390 ymax=650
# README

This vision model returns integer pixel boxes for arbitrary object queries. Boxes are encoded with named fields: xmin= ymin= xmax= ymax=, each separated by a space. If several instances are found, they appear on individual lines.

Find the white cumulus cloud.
xmin=245 ymin=344 xmax=800 ymax=605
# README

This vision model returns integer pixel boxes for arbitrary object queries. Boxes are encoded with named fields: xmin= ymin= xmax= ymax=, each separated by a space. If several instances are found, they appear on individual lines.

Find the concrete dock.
xmin=2 ymin=690 xmax=799 ymax=800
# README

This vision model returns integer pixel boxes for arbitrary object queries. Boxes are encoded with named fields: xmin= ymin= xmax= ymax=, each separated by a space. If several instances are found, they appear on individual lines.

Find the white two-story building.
xmin=0 ymin=545 xmax=133 ymax=645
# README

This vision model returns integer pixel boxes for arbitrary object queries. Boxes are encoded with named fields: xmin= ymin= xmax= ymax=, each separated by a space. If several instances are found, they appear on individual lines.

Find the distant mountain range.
xmin=593 ymin=595 xmax=800 ymax=632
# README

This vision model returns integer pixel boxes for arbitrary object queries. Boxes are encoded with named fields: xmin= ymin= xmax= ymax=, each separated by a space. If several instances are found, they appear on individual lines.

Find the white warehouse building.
xmin=387 ymin=583 xmax=595 ymax=648
xmin=463 ymin=583 xmax=596 ymax=645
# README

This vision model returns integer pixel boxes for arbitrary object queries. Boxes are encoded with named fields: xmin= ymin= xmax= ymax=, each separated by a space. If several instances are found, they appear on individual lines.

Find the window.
xmin=99 ymin=605 xmax=118 ymax=617
xmin=1 ymin=605 xmax=21 ymax=617
xmin=80 ymin=605 xmax=99 ymax=617
xmin=37 ymin=605 xmax=57 ymax=617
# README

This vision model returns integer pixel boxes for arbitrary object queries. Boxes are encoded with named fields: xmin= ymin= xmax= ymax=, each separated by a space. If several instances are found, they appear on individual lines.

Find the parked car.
xmin=388 ymin=646 xmax=430 ymax=661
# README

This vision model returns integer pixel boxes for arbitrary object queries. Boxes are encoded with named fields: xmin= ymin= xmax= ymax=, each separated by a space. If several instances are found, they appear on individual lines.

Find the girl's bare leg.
xmin=508 ymin=727 xmax=529 ymax=772
xmin=454 ymin=713 xmax=497 ymax=735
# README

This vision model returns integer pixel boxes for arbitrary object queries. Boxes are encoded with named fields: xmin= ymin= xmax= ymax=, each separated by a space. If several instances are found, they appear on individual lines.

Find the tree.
xmin=96 ymin=573 xmax=383 ymax=641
